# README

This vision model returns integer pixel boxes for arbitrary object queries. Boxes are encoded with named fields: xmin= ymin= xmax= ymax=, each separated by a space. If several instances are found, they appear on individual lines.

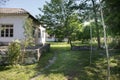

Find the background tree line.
xmin=37 ymin=0 xmax=120 ymax=48
xmin=1 ymin=0 xmax=119 ymax=48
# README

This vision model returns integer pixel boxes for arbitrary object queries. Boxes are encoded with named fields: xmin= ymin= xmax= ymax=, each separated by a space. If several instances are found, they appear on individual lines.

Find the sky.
xmin=0 ymin=0 xmax=50 ymax=17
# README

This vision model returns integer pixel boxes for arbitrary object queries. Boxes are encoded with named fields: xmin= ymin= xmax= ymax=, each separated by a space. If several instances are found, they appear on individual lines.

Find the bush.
xmin=8 ymin=40 xmax=21 ymax=65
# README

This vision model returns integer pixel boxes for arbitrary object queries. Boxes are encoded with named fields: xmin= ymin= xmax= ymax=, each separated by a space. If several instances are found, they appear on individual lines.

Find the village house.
xmin=0 ymin=8 xmax=46 ymax=45
xmin=0 ymin=8 xmax=50 ymax=64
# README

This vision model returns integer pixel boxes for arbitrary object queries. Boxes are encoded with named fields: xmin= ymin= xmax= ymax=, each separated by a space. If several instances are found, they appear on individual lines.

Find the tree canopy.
xmin=103 ymin=0 xmax=120 ymax=36
xmin=37 ymin=0 xmax=83 ymax=42
xmin=37 ymin=0 xmax=120 ymax=46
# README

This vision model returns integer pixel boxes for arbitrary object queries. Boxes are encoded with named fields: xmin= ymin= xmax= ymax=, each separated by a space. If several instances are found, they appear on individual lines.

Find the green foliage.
xmin=37 ymin=0 xmax=77 ymax=41
xmin=0 ymin=45 xmax=54 ymax=80
xmin=103 ymin=0 xmax=120 ymax=36
xmin=0 ymin=64 xmax=36 ymax=80
xmin=81 ymin=26 xmax=91 ymax=41
xmin=0 ymin=42 xmax=120 ymax=80
xmin=8 ymin=40 xmax=21 ymax=65
xmin=23 ymin=18 xmax=34 ymax=47
xmin=24 ymin=18 xmax=33 ymax=39
xmin=37 ymin=42 xmax=120 ymax=80
xmin=21 ymin=18 xmax=35 ymax=63
xmin=67 ymin=14 xmax=83 ymax=41
xmin=73 ymin=0 xmax=101 ymax=48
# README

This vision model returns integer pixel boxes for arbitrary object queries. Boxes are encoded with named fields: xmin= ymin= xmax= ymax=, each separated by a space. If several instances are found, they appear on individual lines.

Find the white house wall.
xmin=46 ymin=37 xmax=55 ymax=42
xmin=0 ymin=15 xmax=27 ymax=43
xmin=38 ymin=26 xmax=46 ymax=45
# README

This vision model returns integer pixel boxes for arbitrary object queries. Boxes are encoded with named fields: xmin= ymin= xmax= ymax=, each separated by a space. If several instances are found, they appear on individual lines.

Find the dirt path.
xmin=30 ymin=52 xmax=57 ymax=80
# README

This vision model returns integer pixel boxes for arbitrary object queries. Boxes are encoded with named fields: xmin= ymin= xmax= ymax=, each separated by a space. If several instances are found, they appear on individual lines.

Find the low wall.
xmin=0 ymin=43 xmax=50 ymax=65
xmin=22 ymin=43 xmax=50 ymax=64
xmin=71 ymin=46 xmax=96 ymax=51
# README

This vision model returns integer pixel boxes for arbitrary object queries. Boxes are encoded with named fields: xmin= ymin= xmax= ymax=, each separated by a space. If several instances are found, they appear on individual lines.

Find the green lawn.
xmin=0 ymin=42 xmax=120 ymax=80
xmin=0 ymin=48 xmax=54 ymax=80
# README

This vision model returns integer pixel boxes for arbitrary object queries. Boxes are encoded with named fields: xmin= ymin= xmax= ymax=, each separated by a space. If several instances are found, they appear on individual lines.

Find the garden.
xmin=0 ymin=42 xmax=119 ymax=80
xmin=0 ymin=0 xmax=120 ymax=80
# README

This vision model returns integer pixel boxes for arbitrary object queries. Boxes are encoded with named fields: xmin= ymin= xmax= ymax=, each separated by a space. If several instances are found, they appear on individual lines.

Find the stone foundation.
xmin=0 ymin=43 xmax=50 ymax=65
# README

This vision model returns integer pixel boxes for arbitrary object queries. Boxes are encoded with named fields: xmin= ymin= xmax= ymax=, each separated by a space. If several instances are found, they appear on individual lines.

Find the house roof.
xmin=0 ymin=8 xmax=40 ymax=25
xmin=0 ymin=8 xmax=28 ymax=14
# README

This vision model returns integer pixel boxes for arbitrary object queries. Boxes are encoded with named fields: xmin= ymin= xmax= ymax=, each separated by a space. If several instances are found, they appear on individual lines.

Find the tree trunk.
xmin=67 ymin=38 xmax=70 ymax=44
xmin=69 ymin=39 xmax=73 ymax=50
xmin=21 ymin=47 xmax=25 ymax=64
xmin=91 ymin=0 xmax=101 ymax=48
xmin=99 ymin=0 xmax=110 ymax=79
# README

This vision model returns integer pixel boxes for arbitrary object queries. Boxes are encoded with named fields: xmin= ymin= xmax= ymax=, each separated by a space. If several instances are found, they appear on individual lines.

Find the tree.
xmin=91 ymin=0 xmax=101 ymax=48
xmin=103 ymin=0 xmax=120 ymax=36
xmin=100 ymin=0 xmax=120 ymax=49
xmin=67 ymin=13 xmax=82 ymax=45
xmin=37 ymin=0 xmax=77 ymax=42
xmin=8 ymin=40 xmax=21 ymax=65
xmin=23 ymin=18 xmax=34 ymax=48
xmin=21 ymin=18 xmax=34 ymax=63
xmin=23 ymin=18 xmax=34 ymax=43
xmin=73 ymin=0 xmax=101 ymax=48
xmin=99 ymin=0 xmax=110 ymax=80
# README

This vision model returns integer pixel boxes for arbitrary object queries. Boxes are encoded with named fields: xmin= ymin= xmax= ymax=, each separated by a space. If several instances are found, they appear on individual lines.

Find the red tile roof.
xmin=0 ymin=8 xmax=28 ymax=14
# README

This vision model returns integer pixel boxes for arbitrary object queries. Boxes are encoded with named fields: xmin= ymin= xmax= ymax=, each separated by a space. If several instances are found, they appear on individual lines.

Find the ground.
xmin=0 ymin=42 xmax=120 ymax=80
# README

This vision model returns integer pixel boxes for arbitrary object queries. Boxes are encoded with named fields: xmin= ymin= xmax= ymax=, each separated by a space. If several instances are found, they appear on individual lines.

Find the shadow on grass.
xmin=0 ymin=66 xmax=11 ymax=71
xmin=33 ymin=42 xmax=119 ymax=80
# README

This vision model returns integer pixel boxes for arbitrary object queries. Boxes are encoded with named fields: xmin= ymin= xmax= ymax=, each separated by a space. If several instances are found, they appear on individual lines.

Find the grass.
xmin=0 ymin=64 xmax=36 ymax=80
xmin=0 ymin=49 xmax=54 ymax=80
xmin=36 ymin=42 xmax=120 ymax=80
xmin=0 ymin=42 xmax=120 ymax=80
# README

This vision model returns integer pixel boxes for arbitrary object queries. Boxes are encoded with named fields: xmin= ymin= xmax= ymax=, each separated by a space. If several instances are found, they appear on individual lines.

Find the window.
xmin=0 ymin=24 xmax=13 ymax=37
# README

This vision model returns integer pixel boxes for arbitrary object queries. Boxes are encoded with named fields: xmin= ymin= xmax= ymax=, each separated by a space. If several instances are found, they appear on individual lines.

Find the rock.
xmin=24 ymin=57 xmax=37 ymax=64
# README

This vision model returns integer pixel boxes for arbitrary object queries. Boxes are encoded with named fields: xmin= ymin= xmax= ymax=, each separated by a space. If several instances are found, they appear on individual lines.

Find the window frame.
xmin=0 ymin=24 xmax=14 ymax=37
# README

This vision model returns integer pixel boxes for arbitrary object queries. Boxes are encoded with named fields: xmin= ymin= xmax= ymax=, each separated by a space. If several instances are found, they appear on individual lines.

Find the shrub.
xmin=8 ymin=40 xmax=21 ymax=65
